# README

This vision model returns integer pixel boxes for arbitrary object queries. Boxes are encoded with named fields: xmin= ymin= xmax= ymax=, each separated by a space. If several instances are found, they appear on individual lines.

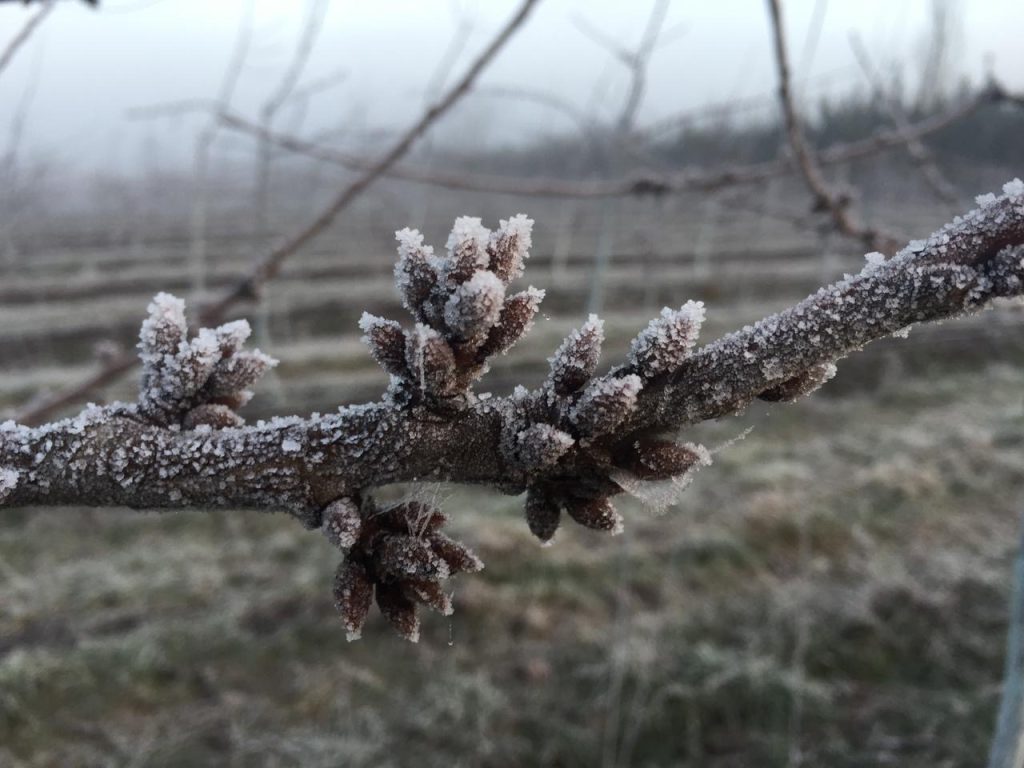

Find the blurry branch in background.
xmin=11 ymin=0 xmax=542 ymax=426
xmin=0 ymin=0 xmax=55 ymax=78
xmin=848 ymin=32 xmax=959 ymax=209
xmin=189 ymin=0 xmax=255 ymax=301
xmin=253 ymin=0 xmax=329 ymax=236
xmin=212 ymin=82 xmax=1009 ymax=203
xmin=766 ymin=0 xmax=901 ymax=254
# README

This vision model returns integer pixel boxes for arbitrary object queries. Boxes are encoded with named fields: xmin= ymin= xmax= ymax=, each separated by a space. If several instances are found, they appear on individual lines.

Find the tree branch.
xmin=4 ymin=182 xmax=1024 ymax=637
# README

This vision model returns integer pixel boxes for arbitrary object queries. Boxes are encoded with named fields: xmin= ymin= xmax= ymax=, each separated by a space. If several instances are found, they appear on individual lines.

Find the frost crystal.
xmin=0 ymin=467 xmax=19 ymax=501
xmin=1002 ymin=178 xmax=1024 ymax=198
xmin=513 ymin=424 xmax=574 ymax=471
xmin=444 ymin=216 xmax=492 ymax=284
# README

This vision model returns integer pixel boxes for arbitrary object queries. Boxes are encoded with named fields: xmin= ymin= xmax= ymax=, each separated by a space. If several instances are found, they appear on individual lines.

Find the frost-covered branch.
xmin=4 ymin=183 xmax=1024 ymax=640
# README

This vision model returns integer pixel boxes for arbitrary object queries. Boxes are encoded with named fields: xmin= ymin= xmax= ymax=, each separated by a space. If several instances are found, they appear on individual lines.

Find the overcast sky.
xmin=0 ymin=0 xmax=1020 ymax=175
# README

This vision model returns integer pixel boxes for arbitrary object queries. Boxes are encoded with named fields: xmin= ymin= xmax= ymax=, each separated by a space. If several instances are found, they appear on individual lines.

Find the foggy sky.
xmin=0 ymin=0 xmax=1020 ymax=176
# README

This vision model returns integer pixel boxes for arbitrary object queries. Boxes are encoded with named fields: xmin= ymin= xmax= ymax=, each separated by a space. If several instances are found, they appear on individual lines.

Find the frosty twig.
xmin=4 ymin=182 xmax=1024 ymax=639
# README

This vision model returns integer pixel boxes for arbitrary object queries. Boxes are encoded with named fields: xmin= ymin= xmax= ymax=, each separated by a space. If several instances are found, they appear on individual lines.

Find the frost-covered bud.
xmin=394 ymin=228 xmax=438 ymax=315
xmin=478 ymin=287 xmax=545 ymax=358
xmin=570 ymin=374 xmax=643 ymax=437
xmin=758 ymin=363 xmax=837 ymax=402
xmin=376 ymin=583 xmax=421 ymax=642
xmin=565 ymin=496 xmax=623 ymax=535
xmin=176 ymin=329 xmax=223 ymax=402
xmin=513 ymin=423 xmax=574 ymax=471
xmin=322 ymin=497 xmax=363 ymax=550
xmin=139 ymin=292 xmax=187 ymax=360
xmin=334 ymin=558 xmax=375 ymax=642
xmin=404 ymin=579 xmax=454 ymax=616
xmin=376 ymin=501 xmax=448 ymax=536
xmin=212 ymin=319 xmax=252 ymax=357
xmin=182 ymin=403 xmax=244 ymax=430
xmin=487 ymin=213 xmax=534 ymax=283
xmin=359 ymin=313 xmax=409 ymax=378
xmin=628 ymin=301 xmax=705 ymax=378
xmin=525 ymin=487 xmax=561 ymax=543
xmin=205 ymin=350 xmax=277 ymax=400
xmin=443 ymin=270 xmax=506 ymax=342
xmin=612 ymin=438 xmax=706 ymax=480
xmin=547 ymin=315 xmax=604 ymax=395
xmin=405 ymin=324 xmax=459 ymax=397
xmin=444 ymin=216 xmax=491 ymax=284
xmin=428 ymin=533 xmax=484 ymax=574
xmin=375 ymin=535 xmax=451 ymax=582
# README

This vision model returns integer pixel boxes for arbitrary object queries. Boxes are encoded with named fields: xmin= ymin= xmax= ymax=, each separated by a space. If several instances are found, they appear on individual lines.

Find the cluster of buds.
xmin=359 ymin=215 xmax=543 ymax=407
xmin=322 ymin=497 xmax=483 ymax=642
xmin=137 ymin=293 xmax=276 ymax=429
xmin=505 ymin=302 xmax=712 ymax=543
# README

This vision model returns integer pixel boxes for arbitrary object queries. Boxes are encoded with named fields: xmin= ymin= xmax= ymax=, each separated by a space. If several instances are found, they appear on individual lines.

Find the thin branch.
xmin=766 ymin=0 xmax=900 ymax=253
xmin=210 ymin=86 xmax=1003 ymax=201
xmin=0 ymin=0 xmax=54 ymax=78
xmin=848 ymin=32 xmax=959 ymax=207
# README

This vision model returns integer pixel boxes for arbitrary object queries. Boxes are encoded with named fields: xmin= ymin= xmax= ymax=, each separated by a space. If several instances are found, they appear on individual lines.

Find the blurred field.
xmin=2 ymin=166 xmax=1024 ymax=766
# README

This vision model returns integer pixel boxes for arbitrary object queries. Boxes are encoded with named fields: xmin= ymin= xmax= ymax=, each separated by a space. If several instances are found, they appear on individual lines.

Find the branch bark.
xmin=4 ymin=184 xmax=1023 ymax=516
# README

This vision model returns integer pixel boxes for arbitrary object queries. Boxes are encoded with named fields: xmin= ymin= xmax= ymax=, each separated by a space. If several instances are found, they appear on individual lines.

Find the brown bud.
xmin=405 ymin=324 xmax=459 ymax=397
xmin=182 ymin=403 xmax=244 ymax=430
xmin=394 ymin=228 xmax=438 ymax=316
xmin=443 ymin=271 xmax=505 ymax=343
xmin=376 ymin=582 xmax=421 ymax=642
xmin=525 ymin=488 xmax=561 ymax=543
xmin=512 ymin=424 xmax=574 ymax=471
xmin=321 ymin=497 xmax=363 ymax=550
xmin=758 ymin=363 xmax=837 ymax=402
xmin=333 ymin=558 xmax=374 ymax=641
xmin=359 ymin=313 xmax=409 ymax=378
xmin=477 ymin=287 xmax=545 ymax=359
xmin=565 ymin=497 xmax=623 ymax=534
xmin=547 ymin=315 xmax=604 ymax=395
xmin=487 ymin=214 xmax=533 ymax=284
xmin=428 ymin=533 xmax=484 ymax=574
xmin=404 ymin=579 xmax=454 ymax=616
xmin=375 ymin=535 xmax=450 ymax=582
xmin=612 ymin=438 xmax=703 ymax=480
xmin=444 ymin=216 xmax=491 ymax=284
xmin=205 ymin=350 xmax=277 ymax=400
xmin=628 ymin=302 xmax=705 ymax=378
xmin=570 ymin=375 xmax=642 ymax=437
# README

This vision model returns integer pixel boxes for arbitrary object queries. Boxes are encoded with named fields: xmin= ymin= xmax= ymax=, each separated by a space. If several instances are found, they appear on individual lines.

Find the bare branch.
xmin=848 ymin=32 xmax=959 ymax=207
xmin=0 ymin=0 xmax=54 ymax=78
xmin=766 ymin=0 xmax=901 ymax=253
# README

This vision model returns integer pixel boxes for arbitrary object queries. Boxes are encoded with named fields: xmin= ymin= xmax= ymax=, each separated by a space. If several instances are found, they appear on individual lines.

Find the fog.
xmin=0 ymin=0 xmax=1021 ymax=176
